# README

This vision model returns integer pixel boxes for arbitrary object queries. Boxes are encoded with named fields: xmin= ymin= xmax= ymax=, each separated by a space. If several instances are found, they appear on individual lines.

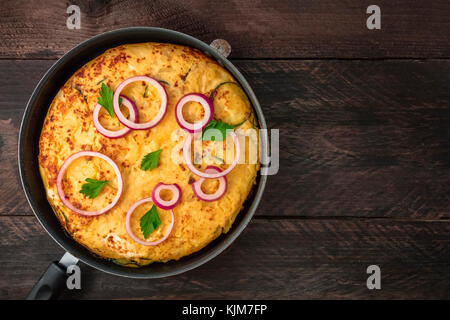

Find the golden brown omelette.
xmin=38 ymin=42 xmax=259 ymax=266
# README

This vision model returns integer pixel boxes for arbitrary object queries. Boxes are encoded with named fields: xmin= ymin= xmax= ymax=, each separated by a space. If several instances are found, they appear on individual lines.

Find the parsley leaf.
xmin=79 ymin=178 xmax=109 ymax=199
xmin=140 ymin=205 xmax=161 ymax=239
xmin=140 ymin=149 xmax=162 ymax=171
xmin=97 ymin=83 xmax=121 ymax=117
xmin=202 ymin=119 xmax=235 ymax=141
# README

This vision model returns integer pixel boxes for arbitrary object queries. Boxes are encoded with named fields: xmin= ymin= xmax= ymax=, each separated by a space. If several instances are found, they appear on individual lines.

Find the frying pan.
xmin=18 ymin=27 xmax=268 ymax=299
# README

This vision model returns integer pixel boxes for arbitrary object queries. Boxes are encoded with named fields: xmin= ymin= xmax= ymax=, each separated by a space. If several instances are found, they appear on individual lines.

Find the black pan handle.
xmin=26 ymin=261 xmax=68 ymax=300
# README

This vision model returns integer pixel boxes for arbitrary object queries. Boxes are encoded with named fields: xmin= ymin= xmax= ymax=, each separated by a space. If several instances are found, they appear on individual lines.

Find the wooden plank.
xmin=0 ymin=0 xmax=449 ymax=59
xmin=249 ymin=59 xmax=450 ymax=218
xmin=0 ymin=60 xmax=55 ymax=216
xmin=2 ymin=60 xmax=450 ymax=218
xmin=0 ymin=216 xmax=449 ymax=299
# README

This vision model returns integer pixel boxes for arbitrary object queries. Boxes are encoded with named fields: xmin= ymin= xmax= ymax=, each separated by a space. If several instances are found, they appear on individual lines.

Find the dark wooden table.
xmin=1 ymin=0 xmax=449 ymax=299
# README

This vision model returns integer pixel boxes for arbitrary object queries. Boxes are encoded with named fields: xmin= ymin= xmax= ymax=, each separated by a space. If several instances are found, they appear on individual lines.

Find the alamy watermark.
xmin=66 ymin=5 xmax=81 ymax=30
xmin=66 ymin=264 xmax=81 ymax=290
xmin=366 ymin=265 xmax=381 ymax=290
xmin=366 ymin=5 xmax=381 ymax=30
xmin=168 ymin=127 xmax=279 ymax=176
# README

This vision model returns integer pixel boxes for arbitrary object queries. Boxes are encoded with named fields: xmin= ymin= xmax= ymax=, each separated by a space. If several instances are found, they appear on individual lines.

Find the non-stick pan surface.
xmin=19 ymin=27 xmax=268 ymax=279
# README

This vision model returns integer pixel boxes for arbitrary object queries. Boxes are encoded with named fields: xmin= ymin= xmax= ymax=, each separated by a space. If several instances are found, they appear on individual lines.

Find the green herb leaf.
xmin=212 ymin=155 xmax=224 ymax=163
xmin=143 ymin=85 xmax=148 ymax=98
xmin=72 ymin=85 xmax=88 ymax=104
xmin=97 ymin=83 xmax=122 ymax=117
xmin=140 ymin=149 xmax=162 ymax=171
xmin=202 ymin=119 xmax=235 ymax=141
xmin=140 ymin=205 xmax=161 ymax=239
xmin=209 ymin=81 xmax=238 ymax=101
xmin=79 ymin=178 xmax=109 ymax=199
xmin=156 ymin=79 xmax=170 ymax=86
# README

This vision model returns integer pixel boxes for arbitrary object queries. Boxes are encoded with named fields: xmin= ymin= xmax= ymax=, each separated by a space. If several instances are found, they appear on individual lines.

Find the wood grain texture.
xmin=1 ymin=0 xmax=449 ymax=301
xmin=0 ymin=216 xmax=448 ymax=299
xmin=1 ymin=0 xmax=449 ymax=59
xmin=1 ymin=60 xmax=450 ymax=218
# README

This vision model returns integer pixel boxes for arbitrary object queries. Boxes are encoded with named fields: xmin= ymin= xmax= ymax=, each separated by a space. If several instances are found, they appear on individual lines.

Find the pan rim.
xmin=18 ymin=27 xmax=268 ymax=279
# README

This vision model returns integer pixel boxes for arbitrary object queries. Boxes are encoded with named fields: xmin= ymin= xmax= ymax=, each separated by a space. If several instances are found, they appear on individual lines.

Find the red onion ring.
xmin=152 ymin=183 xmax=182 ymax=210
xmin=93 ymin=95 xmax=138 ymax=138
xmin=192 ymin=166 xmax=228 ymax=201
xmin=125 ymin=197 xmax=174 ymax=246
xmin=175 ymin=93 xmax=214 ymax=132
xmin=56 ymin=151 xmax=123 ymax=216
xmin=113 ymin=76 xmax=168 ymax=130
xmin=183 ymin=131 xmax=240 ymax=179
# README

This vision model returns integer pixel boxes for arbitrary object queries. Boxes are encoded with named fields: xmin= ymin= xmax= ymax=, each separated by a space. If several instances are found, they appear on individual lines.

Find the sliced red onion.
xmin=183 ymin=131 xmax=240 ymax=179
xmin=192 ymin=166 xmax=228 ymax=201
xmin=152 ymin=183 xmax=182 ymax=210
xmin=175 ymin=93 xmax=214 ymax=132
xmin=56 ymin=151 xmax=123 ymax=216
xmin=93 ymin=95 xmax=138 ymax=138
xmin=113 ymin=76 xmax=168 ymax=130
xmin=125 ymin=197 xmax=174 ymax=246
